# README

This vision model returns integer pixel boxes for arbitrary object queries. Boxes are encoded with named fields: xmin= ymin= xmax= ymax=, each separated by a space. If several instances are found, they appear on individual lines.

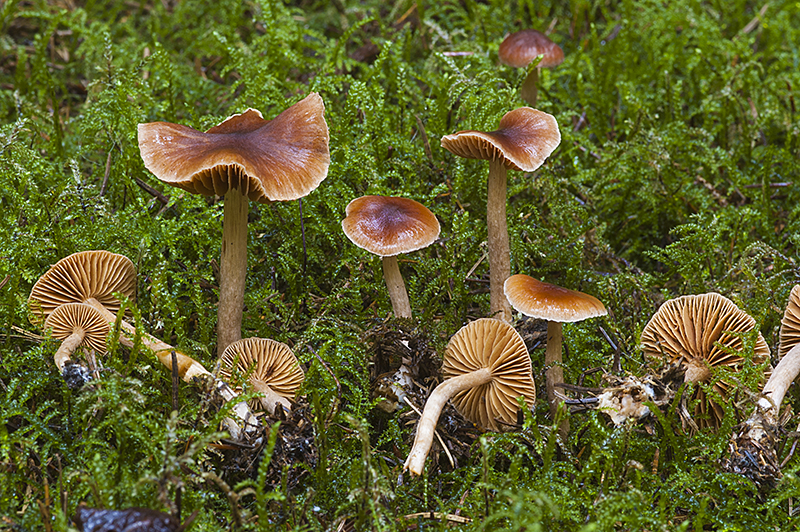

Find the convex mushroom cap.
xmin=504 ymin=274 xmax=607 ymax=322
xmin=641 ymin=292 xmax=770 ymax=429
xmin=499 ymin=29 xmax=564 ymax=69
xmin=218 ymin=337 xmax=305 ymax=414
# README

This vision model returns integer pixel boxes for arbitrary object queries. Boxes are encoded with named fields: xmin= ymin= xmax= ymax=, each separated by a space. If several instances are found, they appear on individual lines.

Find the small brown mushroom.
xmin=341 ymin=195 xmax=440 ymax=319
xmin=44 ymin=303 xmax=109 ymax=373
xmin=218 ymin=337 xmax=305 ymax=415
xmin=138 ymin=93 xmax=330 ymax=355
xmin=441 ymin=109 xmax=561 ymax=322
xmin=404 ymin=318 xmax=535 ymax=476
xmin=640 ymin=292 xmax=770 ymax=429
xmin=779 ymin=284 xmax=800 ymax=359
xmin=504 ymin=274 xmax=606 ymax=424
xmin=499 ymin=29 xmax=564 ymax=106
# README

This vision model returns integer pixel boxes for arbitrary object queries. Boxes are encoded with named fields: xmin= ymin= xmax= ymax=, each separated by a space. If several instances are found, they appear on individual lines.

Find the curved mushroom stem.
xmin=756 ymin=343 xmax=800 ymax=426
xmin=519 ymin=68 xmax=539 ymax=107
xmin=218 ymin=188 xmax=249 ymax=356
xmin=487 ymin=160 xmax=512 ymax=322
xmin=382 ymin=255 xmax=412 ymax=319
xmin=250 ymin=378 xmax=293 ymax=415
xmin=54 ymin=330 xmax=85 ymax=372
xmin=404 ymin=368 xmax=492 ymax=476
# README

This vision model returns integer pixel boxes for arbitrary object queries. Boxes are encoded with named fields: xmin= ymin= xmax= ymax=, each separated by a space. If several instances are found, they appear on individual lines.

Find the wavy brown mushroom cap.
xmin=499 ymin=29 xmax=564 ymax=69
xmin=341 ymin=195 xmax=440 ymax=257
xmin=440 ymin=107 xmax=561 ymax=172
xmin=779 ymin=285 xmax=800 ymax=359
xmin=218 ymin=337 xmax=305 ymax=411
xmin=504 ymin=274 xmax=607 ymax=322
xmin=641 ymin=292 xmax=770 ymax=429
xmin=442 ymin=318 xmax=536 ymax=431
xmin=137 ymin=93 xmax=330 ymax=202
xmin=28 ymin=250 xmax=136 ymax=326
xmin=44 ymin=303 xmax=109 ymax=356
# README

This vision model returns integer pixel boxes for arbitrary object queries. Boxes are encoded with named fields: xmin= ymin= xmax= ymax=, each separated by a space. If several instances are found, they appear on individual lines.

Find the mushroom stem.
xmin=218 ymin=188 xmax=249 ymax=355
xmin=250 ymin=378 xmax=293 ymax=415
xmin=54 ymin=330 xmax=85 ymax=372
xmin=758 ymin=343 xmax=800 ymax=424
xmin=487 ymin=160 xmax=512 ymax=322
xmin=405 ymin=368 xmax=493 ymax=476
xmin=519 ymin=67 xmax=539 ymax=106
xmin=381 ymin=256 xmax=413 ymax=319
xmin=545 ymin=321 xmax=563 ymax=416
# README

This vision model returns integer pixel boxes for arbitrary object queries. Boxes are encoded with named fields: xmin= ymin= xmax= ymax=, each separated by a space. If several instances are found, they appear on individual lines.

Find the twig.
xmin=100 ymin=149 xmax=112 ymax=196
xmin=133 ymin=176 xmax=170 ymax=204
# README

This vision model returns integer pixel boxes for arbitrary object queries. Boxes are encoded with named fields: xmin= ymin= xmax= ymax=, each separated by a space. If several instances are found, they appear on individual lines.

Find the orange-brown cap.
xmin=443 ymin=318 xmax=536 ymax=431
xmin=440 ymin=107 xmax=560 ymax=172
xmin=499 ymin=29 xmax=564 ymax=69
xmin=503 ymin=274 xmax=607 ymax=323
xmin=138 ymin=93 xmax=330 ymax=202
xmin=28 ymin=251 xmax=136 ymax=326
xmin=341 ymin=195 xmax=440 ymax=257
xmin=44 ymin=302 xmax=109 ymax=355
xmin=779 ymin=285 xmax=800 ymax=359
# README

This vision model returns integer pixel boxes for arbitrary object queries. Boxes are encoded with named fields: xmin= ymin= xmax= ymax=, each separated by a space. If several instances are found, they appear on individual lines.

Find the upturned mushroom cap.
xmin=218 ymin=337 xmax=305 ymax=410
xmin=504 ymin=274 xmax=607 ymax=323
xmin=442 ymin=318 xmax=536 ymax=431
xmin=779 ymin=285 xmax=800 ymax=359
xmin=341 ymin=195 xmax=440 ymax=257
xmin=28 ymin=250 xmax=136 ymax=326
xmin=137 ymin=93 xmax=330 ymax=202
xmin=44 ymin=303 xmax=109 ymax=355
xmin=440 ymin=107 xmax=561 ymax=172
xmin=499 ymin=29 xmax=564 ymax=69
xmin=641 ymin=292 xmax=770 ymax=428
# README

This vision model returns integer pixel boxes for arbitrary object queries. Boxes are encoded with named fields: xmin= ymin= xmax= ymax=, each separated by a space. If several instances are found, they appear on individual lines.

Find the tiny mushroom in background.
xmin=404 ymin=318 xmax=536 ymax=476
xmin=504 ymin=273 xmax=607 ymax=423
xmin=498 ymin=29 xmax=564 ymax=106
xmin=640 ymin=292 xmax=770 ymax=430
xmin=441 ymin=108 xmax=560 ymax=322
xmin=341 ymin=195 xmax=440 ymax=319
xmin=138 ymin=93 xmax=330 ymax=355
xmin=44 ymin=302 xmax=109 ymax=376
xmin=218 ymin=337 xmax=305 ymax=416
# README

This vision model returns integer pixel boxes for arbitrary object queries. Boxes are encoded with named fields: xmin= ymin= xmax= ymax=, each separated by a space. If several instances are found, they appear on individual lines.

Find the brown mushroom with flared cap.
xmin=504 ymin=273 xmax=607 ymax=420
xmin=441 ymin=108 xmax=560 ymax=322
xmin=342 ymin=195 xmax=440 ymax=319
xmin=138 ymin=93 xmax=330 ymax=355
xmin=499 ymin=29 xmax=564 ymax=106
xmin=219 ymin=337 xmax=305 ymax=415
xmin=44 ymin=303 xmax=109 ymax=373
xmin=404 ymin=318 xmax=535 ymax=476
xmin=641 ymin=292 xmax=770 ymax=429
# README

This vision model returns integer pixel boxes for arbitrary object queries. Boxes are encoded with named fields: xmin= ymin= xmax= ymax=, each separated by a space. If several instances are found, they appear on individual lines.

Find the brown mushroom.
xmin=504 ymin=274 xmax=607 ymax=422
xmin=218 ymin=337 xmax=305 ymax=415
xmin=441 ymin=108 xmax=560 ymax=322
xmin=44 ymin=303 xmax=109 ymax=373
xmin=138 ymin=93 xmax=330 ymax=355
xmin=499 ymin=29 xmax=564 ymax=106
xmin=779 ymin=284 xmax=800 ymax=359
xmin=404 ymin=318 xmax=535 ymax=476
xmin=341 ymin=195 xmax=440 ymax=319
xmin=640 ymin=292 xmax=770 ymax=429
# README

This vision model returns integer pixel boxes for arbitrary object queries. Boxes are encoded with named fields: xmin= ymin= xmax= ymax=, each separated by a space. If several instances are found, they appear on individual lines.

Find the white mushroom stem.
xmin=218 ymin=188 xmax=249 ymax=355
xmin=249 ymin=378 xmax=293 ymax=415
xmin=53 ymin=330 xmax=86 ymax=372
xmin=753 ymin=343 xmax=800 ymax=428
xmin=404 ymin=368 xmax=492 ymax=476
xmin=381 ymin=255 xmax=413 ymax=319
xmin=487 ymin=160 xmax=512 ymax=322
xmin=545 ymin=321 xmax=563 ymax=412
xmin=519 ymin=68 xmax=539 ymax=107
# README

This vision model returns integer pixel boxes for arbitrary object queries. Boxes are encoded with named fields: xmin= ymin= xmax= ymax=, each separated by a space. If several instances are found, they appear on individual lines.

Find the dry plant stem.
xmin=53 ymin=331 xmax=84 ymax=371
xmin=381 ymin=256 xmax=412 ymax=319
xmin=520 ymin=68 xmax=539 ymax=106
xmin=487 ymin=160 xmax=512 ymax=322
xmin=250 ymin=378 xmax=293 ymax=415
xmin=545 ymin=321 xmax=563 ymax=415
xmin=217 ymin=189 xmax=248 ymax=356
xmin=405 ymin=368 xmax=492 ymax=476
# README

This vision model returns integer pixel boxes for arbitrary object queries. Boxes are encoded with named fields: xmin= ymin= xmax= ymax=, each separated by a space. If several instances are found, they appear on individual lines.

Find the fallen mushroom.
xmin=499 ymin=29 xmax=564 ymax=106
xmin=441 ymin=108 xmax=560 ymax=322
xmin=138 ymin=93 xmax=330 ymax=355
xmin=218 ymin=337 xmax=305 ymax=415
xmin=341 ymin=195 xmax=440 ymax=319
xmin=44 ymin=302 xmax=109 ymax=376
xmin=404 ymin=318 xmax=535 ymax=476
